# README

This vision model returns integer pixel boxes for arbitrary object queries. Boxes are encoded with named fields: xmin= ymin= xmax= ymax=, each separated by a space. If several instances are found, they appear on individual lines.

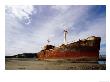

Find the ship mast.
xmin=47 ymin=39 xmax=50 ymax=44
xmin=64 ymin=29 xmax=68 ymax=45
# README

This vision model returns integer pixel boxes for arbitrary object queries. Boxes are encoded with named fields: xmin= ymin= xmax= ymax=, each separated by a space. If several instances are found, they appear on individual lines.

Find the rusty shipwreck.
xmin=37 ymin=29 xmax=101 ymax=61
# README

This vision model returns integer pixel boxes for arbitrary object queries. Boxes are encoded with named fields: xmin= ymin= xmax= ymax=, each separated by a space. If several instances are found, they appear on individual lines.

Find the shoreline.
xmin=5 ymin=58 xmax=106 ymax=70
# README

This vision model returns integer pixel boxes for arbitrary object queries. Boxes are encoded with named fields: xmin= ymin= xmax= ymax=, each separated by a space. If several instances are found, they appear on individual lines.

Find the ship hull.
xmin=38 ymin=50 xmax=99 ymax=61
xmin=37 ymin=36 xmax=101 ymax=61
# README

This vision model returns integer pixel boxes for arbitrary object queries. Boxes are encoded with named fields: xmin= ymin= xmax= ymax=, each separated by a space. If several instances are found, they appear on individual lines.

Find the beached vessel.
xmin=37 ymin=36 xmax=101 ymax=61
xmin=37 ymin=29 xmax=101 ymax=61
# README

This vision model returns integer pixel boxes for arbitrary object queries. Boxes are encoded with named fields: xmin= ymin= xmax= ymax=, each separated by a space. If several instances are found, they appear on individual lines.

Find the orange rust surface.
xmin=37 ymin=50 xmax=99 ymax=60
xmin=37 ymin=36 xmax=100 ymax=61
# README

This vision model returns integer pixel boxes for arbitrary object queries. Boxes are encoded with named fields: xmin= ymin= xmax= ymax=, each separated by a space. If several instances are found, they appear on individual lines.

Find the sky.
xmin=5 ymin=5 xmax=106 ymax=56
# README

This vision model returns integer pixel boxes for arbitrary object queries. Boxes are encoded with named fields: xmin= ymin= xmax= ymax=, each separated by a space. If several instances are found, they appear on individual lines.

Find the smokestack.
xmin=64 ymin=29 xmax=68 ymax=45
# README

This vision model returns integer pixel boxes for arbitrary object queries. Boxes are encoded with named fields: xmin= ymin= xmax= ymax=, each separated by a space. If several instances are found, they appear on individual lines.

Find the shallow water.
xmin=98 ymin=61 xmax=106 ymax=64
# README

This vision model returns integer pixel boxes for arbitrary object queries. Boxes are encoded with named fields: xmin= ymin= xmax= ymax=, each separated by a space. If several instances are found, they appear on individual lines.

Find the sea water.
xmin=98 ymin=61 xmax=106 ymax=64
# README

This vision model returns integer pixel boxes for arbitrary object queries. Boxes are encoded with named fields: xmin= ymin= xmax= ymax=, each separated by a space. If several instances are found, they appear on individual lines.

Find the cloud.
xmin=5 ymin=5 xmax=35 ymax=25
xmin=5 ymin=5 xmax=106 ymax=56
xmin=51 ymin=5 xmax=71 ymax=13
xmin=31 ymin=6 xmax=93 ymax=44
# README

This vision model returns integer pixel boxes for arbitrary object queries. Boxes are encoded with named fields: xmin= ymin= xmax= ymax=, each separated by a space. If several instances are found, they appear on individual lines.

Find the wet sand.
xmin=5 ymin=58 xmax=106 ymax=70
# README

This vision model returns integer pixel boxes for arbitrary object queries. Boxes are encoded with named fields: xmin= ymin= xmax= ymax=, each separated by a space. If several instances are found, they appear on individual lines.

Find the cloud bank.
xmin=5 ymin=5 xmax=106 ymax=56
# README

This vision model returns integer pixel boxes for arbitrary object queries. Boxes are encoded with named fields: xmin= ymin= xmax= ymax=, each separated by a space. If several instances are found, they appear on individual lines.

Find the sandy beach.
xmin=5 ymin=58 xmax=106 ymax=70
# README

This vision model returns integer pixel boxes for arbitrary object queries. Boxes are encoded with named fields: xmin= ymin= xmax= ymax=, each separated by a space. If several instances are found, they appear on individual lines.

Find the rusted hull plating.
xmin=38 ymin=50 xmax=99 ymax=61
xmin=37 ymin=36 xmax=101 ymax=61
